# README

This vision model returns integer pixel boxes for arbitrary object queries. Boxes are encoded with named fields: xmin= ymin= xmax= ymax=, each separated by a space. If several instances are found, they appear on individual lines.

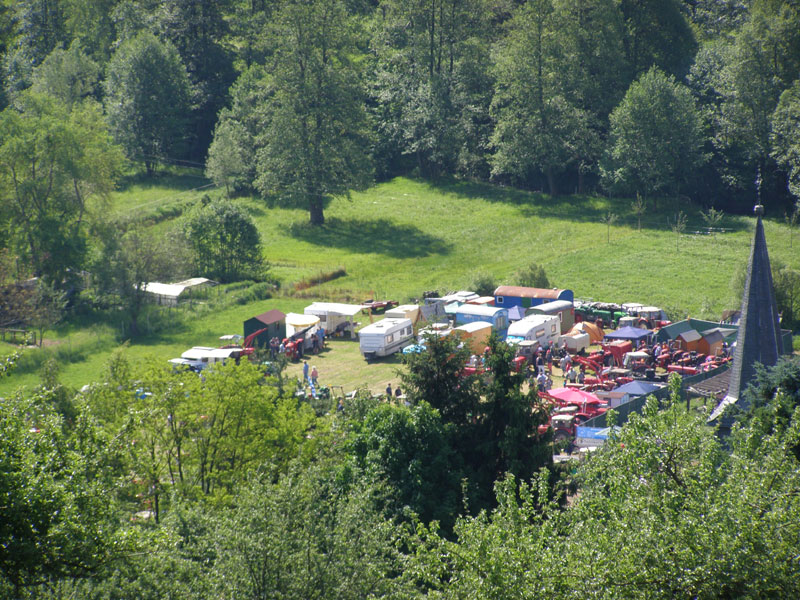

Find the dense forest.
xmin=3 ymin=1 xmax=800 ymax=598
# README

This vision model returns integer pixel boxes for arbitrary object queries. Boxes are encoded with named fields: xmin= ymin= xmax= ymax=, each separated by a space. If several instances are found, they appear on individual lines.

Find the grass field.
xmin=2 ymin=169 xmax=797 ymax=396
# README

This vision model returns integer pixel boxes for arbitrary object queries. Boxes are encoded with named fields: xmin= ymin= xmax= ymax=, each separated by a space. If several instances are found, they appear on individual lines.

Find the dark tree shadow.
xmin=116 ymin=167 xmax=209 ymax=194
xmin=422 ymin=177 xmax=751 ymax=233
xmin=289 ymin=218 xmax=451 ymax=258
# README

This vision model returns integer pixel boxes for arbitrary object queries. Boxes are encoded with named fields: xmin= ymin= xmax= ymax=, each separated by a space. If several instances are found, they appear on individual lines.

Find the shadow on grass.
xmin=289 ymin=217 xmax=451 ymax=258
xmin=116 ymin=166 xmax=210 ymax=194
xmin=422 ymin=177 xmax=751 ymax=234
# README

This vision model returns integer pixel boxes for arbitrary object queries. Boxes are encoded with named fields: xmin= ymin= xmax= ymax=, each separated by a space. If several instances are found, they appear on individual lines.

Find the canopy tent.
xmin=547 ymin=387 xmax=602 ymax=404
xmin=507 ymin=305 xmax=527 ymax=322
xmin=604 ymin=325 xmax=653 ymax=343
xmin=285 ymin=313 xmax=320 ymax=338
xmin=603 ymin=379 xmax=661 ymax=408
xmin=614 ymin=380 xmax=662 ymax=396
xmin=568 ymin=321 xmax=604 ymax=343
xmin=304 ymin=302 xmax=361 ymax=338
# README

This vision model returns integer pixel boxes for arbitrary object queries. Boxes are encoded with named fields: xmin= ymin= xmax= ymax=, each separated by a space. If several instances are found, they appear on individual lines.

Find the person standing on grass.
xmin=386 ymin=383 xmax=392 ymax=400
xmin=303 ymin=360 xmax=309 ymax=383
xmin=311 ymin=365 xmax=318 ymax=386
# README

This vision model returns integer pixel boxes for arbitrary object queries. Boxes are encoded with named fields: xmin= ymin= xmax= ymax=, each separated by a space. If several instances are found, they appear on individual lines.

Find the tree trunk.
xmin=546 ymin=167 xmax=557 ymax=196
xmin=309 ymin=197 xmax=325 ymax=225
xmin=577 ymin=169 xmax=585 ymax=194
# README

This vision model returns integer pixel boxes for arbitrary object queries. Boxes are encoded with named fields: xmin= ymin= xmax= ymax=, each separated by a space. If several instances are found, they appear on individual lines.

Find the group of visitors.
xmin=269 ymin=328 xmax=326 ymax=359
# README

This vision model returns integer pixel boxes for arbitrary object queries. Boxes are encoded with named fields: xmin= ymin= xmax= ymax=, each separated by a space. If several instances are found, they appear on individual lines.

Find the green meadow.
xmin=2 ymin=171 xmax=798 ymax=396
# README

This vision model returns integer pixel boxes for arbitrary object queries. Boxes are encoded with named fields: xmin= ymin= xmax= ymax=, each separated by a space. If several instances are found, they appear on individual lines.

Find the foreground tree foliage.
xmin=211 ymin=463 xmax=411 ymax=600
xmin=0 ymin=391 xmax=133 ymax=597
xmin=410 ymin=372 xmax=800 ymax=598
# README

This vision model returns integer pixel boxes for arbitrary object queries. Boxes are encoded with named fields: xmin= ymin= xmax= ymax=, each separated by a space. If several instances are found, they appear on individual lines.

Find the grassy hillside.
xmin=2 ymin=171 xmax=797 ymax=396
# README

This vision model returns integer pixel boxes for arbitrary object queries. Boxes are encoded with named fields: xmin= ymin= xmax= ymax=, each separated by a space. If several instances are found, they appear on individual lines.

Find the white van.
xmin=359 ymin=318 xmax=414 ymax=360
xmin=505 ymin=314 xmax=561 ymax=348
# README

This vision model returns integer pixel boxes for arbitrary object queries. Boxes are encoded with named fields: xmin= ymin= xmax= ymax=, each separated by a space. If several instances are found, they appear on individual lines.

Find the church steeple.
xmin=712 ymin=204 xmax=783 ymax=417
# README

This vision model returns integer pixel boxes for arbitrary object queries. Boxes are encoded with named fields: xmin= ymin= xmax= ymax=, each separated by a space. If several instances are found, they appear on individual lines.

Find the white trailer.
xmin=505 ymin=314 xmax=561 ymax=347
xmin=359 ymin=318 xmax=414 ymax=360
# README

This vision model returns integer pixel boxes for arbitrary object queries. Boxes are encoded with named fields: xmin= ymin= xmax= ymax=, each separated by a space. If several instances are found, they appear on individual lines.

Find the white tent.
xmin=303 ymin=302 xmax=362 ymax=338
xmin=285 ymin=313 xmax=321 ymax=338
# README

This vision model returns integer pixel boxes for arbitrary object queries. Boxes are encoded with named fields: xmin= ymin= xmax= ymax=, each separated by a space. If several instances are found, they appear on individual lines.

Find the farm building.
xmin=144 ymin=277 xmax=216 ymax=306
xmin=493 ymin=286 xmax=573 ymax=309
xmin=657 ymin=318 xmax=792 ymax=357
xmin=243 ymin=309 xmax=286 ymax=349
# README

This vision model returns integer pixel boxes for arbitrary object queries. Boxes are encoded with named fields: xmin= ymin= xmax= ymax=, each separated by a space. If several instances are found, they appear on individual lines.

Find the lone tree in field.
xmin=183 ymin=199 xmax=267 ymax=283
xmin=253 ymin=0 xmax=371 ymax=225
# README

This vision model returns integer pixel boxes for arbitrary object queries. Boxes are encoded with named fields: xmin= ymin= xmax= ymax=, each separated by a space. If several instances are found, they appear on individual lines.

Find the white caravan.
xmin=359 ymin=318 xmax=414 ymax=360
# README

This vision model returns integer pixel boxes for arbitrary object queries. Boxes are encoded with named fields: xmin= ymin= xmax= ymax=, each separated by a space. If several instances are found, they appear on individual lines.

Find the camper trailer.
xmin=359 ymin=318 xmax=414 ymax=360
xmin=505 ymin=314 xmax=561 ymax=348
xmin=172 ymin=346 xmax=240 ymax=370
xmin=526 ymin=300 xmax=575 ymax=333
xmin=454 ymin=304 xmax=509 ymax=339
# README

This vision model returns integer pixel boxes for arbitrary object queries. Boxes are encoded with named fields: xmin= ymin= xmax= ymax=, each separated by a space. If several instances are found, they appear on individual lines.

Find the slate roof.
xmin=710 ymin=205 xmax=783 ymax=420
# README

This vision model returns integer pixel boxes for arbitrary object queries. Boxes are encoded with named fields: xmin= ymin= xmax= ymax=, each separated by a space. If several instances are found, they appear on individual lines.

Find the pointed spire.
xmin=718 ymin=204 xmax=783 ymax=411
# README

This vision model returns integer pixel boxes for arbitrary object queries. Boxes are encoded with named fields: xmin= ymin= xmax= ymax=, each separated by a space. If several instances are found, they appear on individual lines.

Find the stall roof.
xmin=304 ymin=302 xmax=362 ymax=317
xmin=249 ymin=309 xmax=286 ymax=325
xmin=507 ymin=306 xmax=527 ymax=321
xmin=455 ymin=321 xmax=493 ymax=333
xmin=604 ymin=326 xmax=653 ymax=341
xmin=456 ymin=304 xmax=507 ymax=317
xmin=614 ymin=381 xmax=662 ymax=396
xmin=677 ymin=329 xmax=702 ymax=343
xmin=494 ymin=285 xmax=566 ymax=299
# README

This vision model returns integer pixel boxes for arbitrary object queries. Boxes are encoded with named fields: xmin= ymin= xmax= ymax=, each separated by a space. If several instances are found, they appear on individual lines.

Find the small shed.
xmin=676 ymin=329 xmax=702 ymax=352
xmin=698 ymin=328 xmax=730 ymax=356
xmin=493 ymin=286 xmax=574 ymax=309
xmin=243 ymin=309 xmax=286 ymax=348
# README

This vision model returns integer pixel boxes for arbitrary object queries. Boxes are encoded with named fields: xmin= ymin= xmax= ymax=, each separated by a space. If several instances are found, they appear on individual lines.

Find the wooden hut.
xmin=243 ymin=309 xmax=286 ymax=348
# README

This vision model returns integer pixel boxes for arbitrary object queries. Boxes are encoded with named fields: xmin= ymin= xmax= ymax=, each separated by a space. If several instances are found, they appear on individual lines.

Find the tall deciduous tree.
xmin=253 ymin=0 xmax=371 ymax=225
xmin=0 ymin=92 xmax=123 ymax=285
xmin=30 ymin=41 xmax=100 ymax=108
xmin=154 ymin=0 xmax=236 ymax=160
xmin=601 ymin=67 xmax=706 ymax=202
xmin=104 ymin=31 xmax=193 ymax=175
xmin=91 ymin=221 xmax=189 ymax=336
xmin=490 ymin=0 xmax=598 ymax=194
xmin=618 ymin=0 xmax=697 ymax=78
xmin=370 ymin=0 xmax=493 ymax=179
xmin=771 ymin=79 xmax=800 ymax=201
